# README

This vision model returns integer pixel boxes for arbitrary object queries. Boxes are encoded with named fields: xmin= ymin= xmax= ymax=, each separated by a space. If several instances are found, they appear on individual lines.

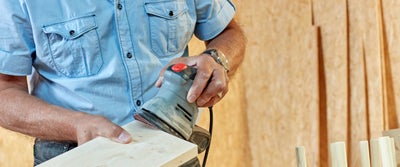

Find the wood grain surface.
xmin=37 ymin=121 xmax=198 ymax=167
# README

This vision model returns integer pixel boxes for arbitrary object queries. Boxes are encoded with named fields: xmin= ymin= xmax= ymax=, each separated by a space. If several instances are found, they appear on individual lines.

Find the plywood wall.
xmin=0 ymin=128 xmax=33 ymax=167
xmin=236 ymin=0 xmax=400 ymax=166
xmin=236 ymin=1 xmax=321 ymax=166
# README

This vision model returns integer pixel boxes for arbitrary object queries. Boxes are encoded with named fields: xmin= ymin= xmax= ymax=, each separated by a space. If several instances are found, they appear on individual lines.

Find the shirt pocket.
xmin=42 ymin=14 xmax=103 ymax=78
xmin=145 ymin=0 xmax=194 ymax=57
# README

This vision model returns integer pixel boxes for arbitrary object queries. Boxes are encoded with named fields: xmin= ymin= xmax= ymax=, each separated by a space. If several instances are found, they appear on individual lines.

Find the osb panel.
xmin=360 ymin=0 xmax=384 ymax=139
xmin=312 ymin=0 xmax=348 ymax=145
xmin=0 ymin=127 xmax=34 ymax=167
xmin=380 ymin=0 xmax=400 ymax=130
xmin=189 ymin=38 xmax=252 ymax=166
xmin=347 ymin=0 xmax=382 ymax=166
xmin=237 ymin=0 xmax=319 ymax=166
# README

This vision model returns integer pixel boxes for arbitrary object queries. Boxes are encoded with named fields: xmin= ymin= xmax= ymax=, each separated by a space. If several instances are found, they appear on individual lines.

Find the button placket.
xmin=114 ymin=0 xmax=143 ymax=111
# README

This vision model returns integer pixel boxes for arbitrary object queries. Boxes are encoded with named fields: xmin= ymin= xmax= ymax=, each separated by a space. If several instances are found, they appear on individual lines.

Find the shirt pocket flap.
xmin=144 ymin=0 xmax=188 ymax=19
xmin=42 ymin=15 xmax=97 ymax=40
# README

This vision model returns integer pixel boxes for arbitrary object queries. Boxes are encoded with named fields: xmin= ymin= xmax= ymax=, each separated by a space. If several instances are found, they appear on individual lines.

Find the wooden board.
xmin=380 ymin=0 xmax=400 ymax=130
xmin=383 ymin=129 xmax=400 ymax=165
xmin=347 ymin=0 xmax=383 ymax=166
xmin=312 ymin=0 xmax=348 ymax=142
xmin=370 ymin=138 xmax=382 ymax=167
xmin=296 ymin=146 xmax=308 ymax=167
xmin=360 ymin=0 xmax=384 ymax=139
xmin=37 ymin=121 xmax=197 ymax=167
xmin=359 ymin=141 xmax=371 ymax=167
xmin=330 ymin=142 xmax=348 ymax=167
xmin=312 ymin=1 xmax=348 ymax=166
xmin=378 ymin=137 xmax=396 ymax=167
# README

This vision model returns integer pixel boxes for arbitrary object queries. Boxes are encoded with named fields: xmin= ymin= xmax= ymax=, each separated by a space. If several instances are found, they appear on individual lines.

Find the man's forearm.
xmin=205 ymin=19 xmax=246 ymax=76
xmin=0 ymin=85 xmax=81 ymax=141
xmin=0 ymin=75 xmax=132 ymax=145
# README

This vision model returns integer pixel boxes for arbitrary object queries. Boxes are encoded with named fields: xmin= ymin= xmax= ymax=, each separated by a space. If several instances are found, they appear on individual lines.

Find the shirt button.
xmin=126 ymin=52 xmax=132 ymax=58
xmin=169 ymin=11 xmax=174 ymax=16
xmin=117 ymin=3 xmax=123 ymax=10
xmin=136 ymin=100 xmax=141 ymax=106
xmin=69 ymin=30 xmax=75 ymax=36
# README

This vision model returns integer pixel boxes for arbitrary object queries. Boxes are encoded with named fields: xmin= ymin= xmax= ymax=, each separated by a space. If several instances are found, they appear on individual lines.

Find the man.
xmin=0 ymin=0 xmax=245 ymax=165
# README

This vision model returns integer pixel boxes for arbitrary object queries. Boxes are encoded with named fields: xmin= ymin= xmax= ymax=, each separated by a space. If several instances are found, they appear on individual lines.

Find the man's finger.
xmin=187 ymin=67 xmax=213 ymax=103
xmin=155 ymin=75 xmax=164 ymax=87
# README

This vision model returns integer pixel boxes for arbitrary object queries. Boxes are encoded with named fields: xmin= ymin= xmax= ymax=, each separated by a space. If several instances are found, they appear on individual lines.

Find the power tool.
xmin=134 ymin=63 xmax=211 ymax=154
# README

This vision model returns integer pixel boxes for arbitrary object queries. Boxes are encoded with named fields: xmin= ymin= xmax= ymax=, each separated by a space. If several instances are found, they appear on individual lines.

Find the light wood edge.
xmin=296 ymin=146 xmax=308 ymax=167
xmin=330 ymin=142 xmax=348 ymax=167
xmin=360 ymin=141 xmax=371 ymax=167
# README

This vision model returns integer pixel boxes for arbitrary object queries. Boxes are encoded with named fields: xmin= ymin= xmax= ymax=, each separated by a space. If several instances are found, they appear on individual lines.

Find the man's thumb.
xmin=114 ymin=130 xmax=132 ymax=144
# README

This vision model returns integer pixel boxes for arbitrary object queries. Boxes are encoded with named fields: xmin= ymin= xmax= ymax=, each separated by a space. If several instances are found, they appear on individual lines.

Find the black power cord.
xmin=202 ymin=106 xmax=214 ymax=167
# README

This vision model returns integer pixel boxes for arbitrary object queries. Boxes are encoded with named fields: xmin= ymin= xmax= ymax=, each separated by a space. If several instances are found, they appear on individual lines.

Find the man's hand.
xmin=156 ymin=19 xmax=246 ymax=107
xmin=75 ymin=114 xmax=132 ymax=145
xmin=156 ymin=55 xmax=229 ymax=107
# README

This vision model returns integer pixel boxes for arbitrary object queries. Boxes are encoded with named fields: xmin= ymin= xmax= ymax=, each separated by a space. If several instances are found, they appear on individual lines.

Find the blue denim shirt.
xmin=0 ymin=0 xmax=235 ymax=125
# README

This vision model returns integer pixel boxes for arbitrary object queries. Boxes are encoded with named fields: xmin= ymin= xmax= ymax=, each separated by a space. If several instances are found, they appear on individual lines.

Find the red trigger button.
xmin=172 ymin=63 xmax=187 ymax=72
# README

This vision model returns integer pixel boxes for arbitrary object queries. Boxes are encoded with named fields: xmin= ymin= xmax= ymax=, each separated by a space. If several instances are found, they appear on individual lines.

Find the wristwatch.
xmin=202 ymin=49 xmax=230 ymax=73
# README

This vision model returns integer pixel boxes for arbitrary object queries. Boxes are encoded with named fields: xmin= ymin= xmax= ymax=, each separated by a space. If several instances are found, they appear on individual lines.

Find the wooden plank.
xmin=378 ymin=2 xmax=393 ymax=131
xmin=238 ymin=0 xmax=319 ymax=166
xmin=383 ymin=129 xmax=400 ymax=165
xmin=370 ymin=139 xmax=381 ymax=167
xmin=347 ymin=0 xmax=382 ymax=166
xmin=37 ymin=121 xmax=197 ymax=167
xmin=312 ymin=0 xmax=348 ymax=166
xmin=347 ymin=1 xmax=368 ymax=166
xmin=359 ymin=141 xmax=371 ymax=167
xmin=296 ymin=146 xmax=307 ymax=167
xmin=362 ymin=0 xmax=384 ymax=139
xmin=296 ymin=146 xmax=308 ymax=167
xmin=378 ymin=137 xmax=396 ymax=167
xmin=379 ymin=0 xmax=400 ymax=130
xmin=330 ymin=142 xmax=348 ymax=167
xmin=312 ymin=1 xmax=348 ymax=166
xmin=389 ymin=138 xmax=396 ymax=166
xmin=394 ymin=136 xmax=400 ymax=165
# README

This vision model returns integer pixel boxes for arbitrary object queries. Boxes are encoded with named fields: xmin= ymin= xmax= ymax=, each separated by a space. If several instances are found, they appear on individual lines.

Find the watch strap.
xmin=202 ymin=49 xmax=230 ymax=72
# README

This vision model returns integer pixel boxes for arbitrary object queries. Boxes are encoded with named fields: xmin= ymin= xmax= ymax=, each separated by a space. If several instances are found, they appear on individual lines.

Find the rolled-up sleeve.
xmin=194 ymin=0 xmax=235 ymax=41
xmin=0 ymin=1 xmax=34 ymax=76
